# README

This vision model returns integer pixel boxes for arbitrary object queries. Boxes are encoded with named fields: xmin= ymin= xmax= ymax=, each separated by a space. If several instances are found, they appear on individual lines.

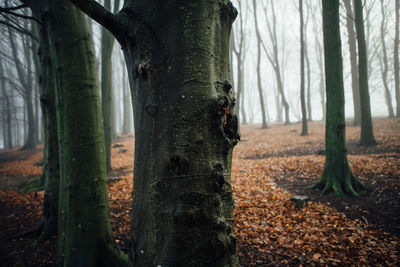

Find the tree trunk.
xmin=45 ymin=0 xmax=129 ymax=265
xmin=309 ymin=0 xmax=367 ymax=197
xmin=300 ymin=0 xmax=308 ymax=135
xmin=121 ymin=62 xmax=132 ymax=134
xmin=343 ymin=0 xmax=361 ymax=126
xmin=354 ymin=0 xmax=377 ymax=146
xmin=315 ymin=37 xmax=326 ymax=121
xmin=252 ymin=0 xmax=268 ymax=129
xmin=71 ymin=1 xmax=240 ymax=265
xmin=395 ymin=0 xmax=400 ymax=117
xmin=379 ymin=0 xmax=395 ymax=118
xmin=101 ymin=0 xmax=116 ymax=172
xmin=0 ymin=58 xmax=13 ymax=148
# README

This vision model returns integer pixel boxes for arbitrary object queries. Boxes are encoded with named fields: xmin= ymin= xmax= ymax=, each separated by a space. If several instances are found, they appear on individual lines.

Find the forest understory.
xmin=0 ymin=118 xmax=399 ymax=266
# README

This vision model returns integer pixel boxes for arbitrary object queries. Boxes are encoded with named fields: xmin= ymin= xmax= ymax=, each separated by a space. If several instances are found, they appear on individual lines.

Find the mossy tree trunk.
xmin=354 ymin=0 xmax=377 ymax=146
xmin=43 ymin=1 xmax=130 ymax=266
xmin=70 ymin=0 xmax=240 ymax=265
xmin=309 ymin=0 xmax=368 ymax=197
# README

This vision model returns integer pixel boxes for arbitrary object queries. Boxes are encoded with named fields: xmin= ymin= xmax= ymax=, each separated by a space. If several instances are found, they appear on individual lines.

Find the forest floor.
xmin=0 ymin=118 xmax=399 ymax=266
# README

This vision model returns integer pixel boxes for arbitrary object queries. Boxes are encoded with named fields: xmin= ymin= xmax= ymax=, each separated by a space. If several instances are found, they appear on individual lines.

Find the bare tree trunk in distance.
xmin=300 ymin=0 xmax=308 ymax=135
xmin=354 ymin=0 xmax=377 ymax=146
xmin=378 ymin=0 xmax=395 ymax=118
xmin=395 ymin=0 xmax=400 ymax=117
xmin=344 ymin=0 xmax=361 ymax=126
xmin=252 ymin=0 xmax=268 ymax=129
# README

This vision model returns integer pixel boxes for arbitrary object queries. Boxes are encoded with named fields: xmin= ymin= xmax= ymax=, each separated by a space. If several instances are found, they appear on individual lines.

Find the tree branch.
xmin=0 ymin=20 xmax=38 ymax=41
xmin=0 ymin=8 xmax=41 ymax=24
xmin=0 ymin=4 xmax=27 ymax=11
xmin=68 ymin=0 xmax=120 ymax=36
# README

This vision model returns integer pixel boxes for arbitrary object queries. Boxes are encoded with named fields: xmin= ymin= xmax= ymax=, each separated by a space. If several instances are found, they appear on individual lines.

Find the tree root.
xmin=307 ymin=171 xmax=368 ymax=197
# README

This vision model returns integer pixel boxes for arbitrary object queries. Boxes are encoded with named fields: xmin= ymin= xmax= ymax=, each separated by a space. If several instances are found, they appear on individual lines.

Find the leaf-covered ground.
xmin=0 ymin=118 xmax=399 ymax=266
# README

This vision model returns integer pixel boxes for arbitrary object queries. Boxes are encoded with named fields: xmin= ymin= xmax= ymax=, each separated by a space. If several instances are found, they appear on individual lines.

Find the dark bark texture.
xmin=44 ymin=1 xmax=130 ymax=266
xmin=309 ymin=0 xmax=367 ymax=197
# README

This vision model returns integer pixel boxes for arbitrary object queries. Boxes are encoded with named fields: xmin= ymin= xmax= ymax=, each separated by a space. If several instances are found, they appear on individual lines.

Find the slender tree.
xmin=100 ymin=0 xmax=120 ymax=172
xmin=343 ymin=0 xmax=361 ymax=126
xmin=309 ymin=0 xmax=367 ymax=197
xmin=378 ymin=0 xmax=395 ymax=118
xmin=395 ymin=0 xmax=400 ymax=116
xmin=252 ymin=0 xmax=268 ymax=129
xmin=260 ymin=0 xmax=290 ymax=125
xmin=299 ymin=0 xmax=308 ymax=135
xmin=0 ymin=58 xmax=13 ymax=148
xmin=71 ymin=0 xmax=240 ymax=265
xmin=354 ymin=0 xmax=377 ymax=146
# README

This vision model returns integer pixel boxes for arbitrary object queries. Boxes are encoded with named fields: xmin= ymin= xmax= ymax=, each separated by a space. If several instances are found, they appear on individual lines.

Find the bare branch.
xmin=0 ymin=4 xmax=27 ymax=11
xmin=69 ymin=0 xmax=121 ymax=36
xmin=0 ymin=20 xmax=38 ymax=40
xmin=0 ymin=7 xmax=41 ymax=24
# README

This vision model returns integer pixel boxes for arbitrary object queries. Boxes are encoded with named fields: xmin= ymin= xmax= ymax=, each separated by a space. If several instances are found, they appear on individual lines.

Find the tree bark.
xmin=300 ymin=0 xmax=308 ymax=135
xmin=0 ymin=58 xmax=13 ymax=148
xmin=43 ymin=0 xmax=130 ymax=265
xmin=354 ymin=0 xmax=377 ymax=146
xmin=71 ymin=0 xmax=240 ymax=265
xmin=343 ymin=0 xmax=361 ymax=126
xmin=309 ymin=0 xmax=367 ymax=197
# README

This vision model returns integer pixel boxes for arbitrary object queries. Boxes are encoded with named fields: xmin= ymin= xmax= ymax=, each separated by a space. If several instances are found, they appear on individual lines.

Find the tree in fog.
xmin=299 ymin=0 xmax=308 ymax=135
xmin=395 ymin=0 xmax=400 ymax=117
xmin=71 ymin=0 xmax=240 ymax=265
xmin=354 ymin=0 xmax=377 ymax=146
xmin=0 ymin=58 xmax=13 ymax=148
xmin=309 ymin=0 xmax=367 ymax=197
xmin=343 ymin=0 xmax=361 ymax=125
xmin=252 ymin=0 xmax=268 ymax=128
xmin=6 ymin=17 xmax=37 ymax=149
xmin=259 ymin=0 xmax=290 ymax=125
xmin=231 ymin=0 xmax=248 ymax=125
xmin=100 ymin=0 xmax=120 ymax=172
xmin=378 ymin=0 xmax=395 ymax=118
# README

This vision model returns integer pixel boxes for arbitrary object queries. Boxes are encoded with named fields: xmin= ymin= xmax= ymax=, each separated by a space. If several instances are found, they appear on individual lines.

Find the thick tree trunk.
xmin=122 ymin=1 xmax=239 ymax=265
xmin=300 ymin=0 xmax=308 ymax=135
xmin=310 ymin=0 xmax=367 ymax=197
xmin=70 ymin=0 xmax=240 ymax=265
xmin=395 ymin=0 xmax=400 ymax=117
xmin=46 ymin=1 xmax=129 ymax=266
xmin=344 ymin=0 xmax=361 ymax=126
xmin=354 ymin=0 xmax=377 ymax=146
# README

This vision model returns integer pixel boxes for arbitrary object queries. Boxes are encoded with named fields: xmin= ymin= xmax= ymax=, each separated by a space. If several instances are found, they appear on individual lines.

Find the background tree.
xmin=100 ymin=0 xmax=120 ymax=172
xmin=299 ymin=0 xmax=308 ymax=135
xmin=343 ymin=0 xmax=361 ymax=125
xmin=309 ymin=0 xmax=367 ymax=197
xmin=252 ymin=0 xmax=268 ymax=129
xmin=378 ymin=0 xmax=395 ymax=118
xmin=354 ymin=0 xmax=377 ymax=146
xmin=71 ymin=0 xmax=240 ymax=265
xmin=395 ymin=0 xmax=400 ymax=117
xmin=260 ymin=0 xmax=290 ymax=125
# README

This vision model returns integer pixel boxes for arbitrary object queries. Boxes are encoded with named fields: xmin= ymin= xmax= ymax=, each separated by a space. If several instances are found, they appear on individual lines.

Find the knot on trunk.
xmin=219 ymin=1 xmax=238 ymax=24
